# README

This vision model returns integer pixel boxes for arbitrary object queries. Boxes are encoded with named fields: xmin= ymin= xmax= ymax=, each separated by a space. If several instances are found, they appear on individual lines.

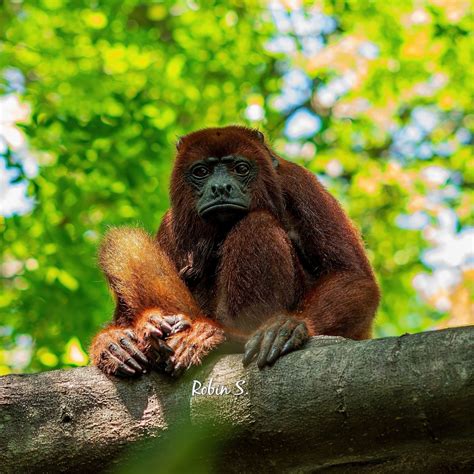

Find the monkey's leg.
xmin=215 ymin=211 xmax=310 ymax=368
xmin=97 ymin=227 xmax=226 ymax=378
xmin=90 ymin=227 xmax=200 ymax=376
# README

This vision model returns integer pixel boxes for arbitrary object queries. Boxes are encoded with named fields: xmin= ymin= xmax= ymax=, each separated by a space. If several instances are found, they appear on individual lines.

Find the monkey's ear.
xmin=175 ymin=136 xmax=183 ymax=151
xmin=253 ymin=129 xmax=265 ymax=143
xmin=271 ymin=155 xmax=279 ymax=168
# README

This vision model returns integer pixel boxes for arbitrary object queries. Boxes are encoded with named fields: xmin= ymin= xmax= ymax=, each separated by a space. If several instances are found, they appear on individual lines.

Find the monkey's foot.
xmin=164 ymin=319 xmax=226 ymax=377
xmin=90 ymin=327 xmax=149 ymax=377
xmin=243 ymin=316 xmax=309 ymax=369
xmin=134 ymin=310 xmax=191 ymax=366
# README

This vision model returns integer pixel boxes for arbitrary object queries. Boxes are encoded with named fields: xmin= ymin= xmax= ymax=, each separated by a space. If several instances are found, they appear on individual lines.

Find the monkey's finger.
xmin=104 ymin=352 xmax=137 ymax=376
xmin=163 ymin=315 xmax=179 ymax=324
xmin=145 ymin=322 xmax=163 ymax=340
xmin=164 ymin=357 xmax=176 ymax=374
xmin=150 ymin=315 xmax=173 ymax=334
xmin=164 ymin=339 xmax=190 ymax=375
xmin=266 ymin=320 xmax=294 ymax=365
xmin=168 ymin=327 xmax=196 ymax=350
xmin=257 ymin=327 xmax=279 ymax=369
xmin=149 ymin=346 xmax=169 ymax=367
xmin=118 ymin=351 xmax=143 ymax=373
xmin=170 ymin=344 xmax=197 ymax=377
xmin=120 ymin=337 xmax=148 ymax=366
xmin=169 ymin=319 xmax=191 ymax=335
xmin=165 ymin=338 xmax=186 ymax=361
xmin=116 ymin=365 xmax=137 ymax=377
xmin=171 ymin=363 xmax=186 ymax=378
xmin=108 ymin=342 xmax=143 ymax=373
xmin=281 ymin=323 xmax=309 ymax=356
xmin=163 ymin=314 xmax=190 ymax=327
xmin=154 ymin=339 xmax=174 ymax=358
xmin=124 ymin=329 xmax=138 ymax=342
xmin=148 ymin=346 xmax=163 ymax=364
xmin=243 ymin=331 xmax=263 ymax=367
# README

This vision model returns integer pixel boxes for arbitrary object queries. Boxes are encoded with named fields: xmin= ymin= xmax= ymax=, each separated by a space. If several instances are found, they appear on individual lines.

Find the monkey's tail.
xmin=99 ymin=226 xmax=201 ymax=318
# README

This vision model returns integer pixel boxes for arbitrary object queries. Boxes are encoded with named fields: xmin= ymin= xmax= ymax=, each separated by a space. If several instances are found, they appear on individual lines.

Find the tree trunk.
xmin=1 ymin=327 xmax=473 ymax=473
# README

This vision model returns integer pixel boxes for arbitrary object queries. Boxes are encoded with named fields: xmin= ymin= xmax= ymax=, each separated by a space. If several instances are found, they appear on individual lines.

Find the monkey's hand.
xmin=243 ymin=316 xmax=309 ymax=369
xmin=134 ymin=310 xmax=191 ymax=367
xmin=164 ymin=318 xmax=225 ymax=377
xmin=90 ymin=326 xmax=149 ymax=377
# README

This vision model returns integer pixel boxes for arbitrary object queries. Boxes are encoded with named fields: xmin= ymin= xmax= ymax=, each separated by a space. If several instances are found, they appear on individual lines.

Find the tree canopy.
xmin=0 ymin=0 xmax=472 ymax=373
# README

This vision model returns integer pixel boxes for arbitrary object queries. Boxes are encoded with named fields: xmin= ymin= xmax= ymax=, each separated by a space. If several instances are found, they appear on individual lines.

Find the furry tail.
xmin=99 ymin=226 xmax=200 ymax=318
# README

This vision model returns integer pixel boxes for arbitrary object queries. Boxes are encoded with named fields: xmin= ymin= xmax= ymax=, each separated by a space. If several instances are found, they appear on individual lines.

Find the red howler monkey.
xmin=90 ymin=126 xmax=380 ymax=377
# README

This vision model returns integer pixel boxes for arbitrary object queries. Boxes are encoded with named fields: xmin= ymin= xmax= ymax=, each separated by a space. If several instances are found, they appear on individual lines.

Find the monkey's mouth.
xmin=199 ymin=202 xmax=249 ymax=218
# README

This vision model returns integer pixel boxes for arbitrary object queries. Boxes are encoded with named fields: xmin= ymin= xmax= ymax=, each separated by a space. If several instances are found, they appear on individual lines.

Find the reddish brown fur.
xmin=98 ymin=227 xmax=201 ymax=321
xmin=90 ymin=126 xmax=380 ymax=374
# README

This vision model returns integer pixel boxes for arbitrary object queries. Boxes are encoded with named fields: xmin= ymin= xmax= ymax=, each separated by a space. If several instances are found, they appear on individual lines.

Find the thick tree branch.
xmin=0 ymin=327 xmax=473 ymax=473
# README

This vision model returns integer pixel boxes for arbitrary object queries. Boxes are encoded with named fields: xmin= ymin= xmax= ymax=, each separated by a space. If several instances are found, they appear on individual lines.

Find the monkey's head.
xmin=171 ymin=126 xmax=283 ymax=225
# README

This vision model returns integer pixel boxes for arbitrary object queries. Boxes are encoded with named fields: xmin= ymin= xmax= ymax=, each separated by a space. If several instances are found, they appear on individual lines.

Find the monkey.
xmin=89 ymin=126 xmax=380 ymax=377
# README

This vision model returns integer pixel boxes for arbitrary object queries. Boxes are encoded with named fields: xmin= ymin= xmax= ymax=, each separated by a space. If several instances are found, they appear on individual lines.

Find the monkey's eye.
xmin=234 ymin=163 xmax=250 ymax=176
xmin=191 ymin=165 xmax=210 ymax=179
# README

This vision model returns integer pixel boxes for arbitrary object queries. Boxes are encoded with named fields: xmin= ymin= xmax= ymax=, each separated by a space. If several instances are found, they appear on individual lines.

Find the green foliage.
xmin=0 ymin=0 xmax=472 ymax=373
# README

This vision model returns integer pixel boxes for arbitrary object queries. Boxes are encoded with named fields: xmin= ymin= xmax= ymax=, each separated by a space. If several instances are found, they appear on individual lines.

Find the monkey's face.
xmin=172 ymin=126 xmax=283 ymax=225
xmin=185 ymin=155 xmax=256 ymax=223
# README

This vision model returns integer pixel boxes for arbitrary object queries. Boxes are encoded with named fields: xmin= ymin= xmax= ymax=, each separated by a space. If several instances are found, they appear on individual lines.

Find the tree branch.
xmin=1 ymin=327 xmax=473 ymax=473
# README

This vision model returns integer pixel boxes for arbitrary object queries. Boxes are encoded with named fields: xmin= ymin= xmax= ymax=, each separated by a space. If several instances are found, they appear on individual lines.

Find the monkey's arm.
xmin=244 ymin=271 xmax=379 ymax=367
xmin=242 ymin=269 xmax=379 ymax=370
xmin=278 ymin=159 xmax=380 ymax=334
xmin=243 ymin=163 xmax=380 ymax=367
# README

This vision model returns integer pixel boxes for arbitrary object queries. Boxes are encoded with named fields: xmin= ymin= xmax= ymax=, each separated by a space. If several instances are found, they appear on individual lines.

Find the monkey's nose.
xmin=211 ymin=183 xmax=232 ymax=197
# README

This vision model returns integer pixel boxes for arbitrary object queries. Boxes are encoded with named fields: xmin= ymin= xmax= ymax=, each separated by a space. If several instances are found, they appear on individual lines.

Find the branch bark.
xmin=1 ymin=327 xmax=473 ymax=473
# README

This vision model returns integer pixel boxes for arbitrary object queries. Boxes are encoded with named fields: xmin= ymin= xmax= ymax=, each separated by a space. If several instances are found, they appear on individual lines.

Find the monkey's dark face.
xmin=185 ymin=155 xmax=257 ymax=223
